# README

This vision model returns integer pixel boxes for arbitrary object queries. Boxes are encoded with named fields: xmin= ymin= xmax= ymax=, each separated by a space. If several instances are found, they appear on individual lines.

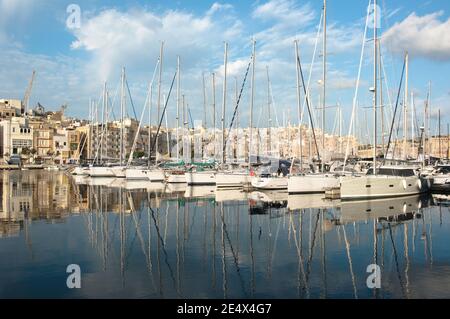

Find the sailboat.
xmin=89 ymin=82 xmax=116 ymax=178
xmin=110 ymin=67 xmax=128 ymax=178
xmin=288 ymin=1 xmax=342 ymax=194
xmin=125 ymin=43 xmax=166 ymax=182
xmin=340 ymin=2 xmax=429 ymax=200
xmin=166 ymin=56 xmax=187 ymax=184
xmin=216 ymin=41 xmax=255 ymax=188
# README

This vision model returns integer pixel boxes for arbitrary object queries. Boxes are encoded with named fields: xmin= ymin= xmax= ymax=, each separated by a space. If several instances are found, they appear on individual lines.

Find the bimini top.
xmin=366 ymin=166 xmax=417 ymax=177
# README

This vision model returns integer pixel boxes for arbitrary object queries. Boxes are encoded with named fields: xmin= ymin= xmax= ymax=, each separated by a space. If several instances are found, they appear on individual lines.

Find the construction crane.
xmin=22 ymin=70 xmax=36 ymax=115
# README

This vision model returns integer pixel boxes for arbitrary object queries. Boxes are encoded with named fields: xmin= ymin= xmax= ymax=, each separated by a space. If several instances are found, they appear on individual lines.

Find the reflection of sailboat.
xmin=85 ymin=176 xmax=116 ymax=187
xmin=338 ymin=195 xmax=427 ymax=224
xmin=432 ymin=193 xmax=450 ymax=206
xmin=215 ymin=188 xmax=248 ymax=202
xmin=165 ymin=183 xmax=187 ymax=194
xmin=122 ymin=180 xmax=165 ymax=192
xmin=249 ymin=190 xmax=288 ymax=203
xmin=73 ymin=174 xmax=89 ymax=185
xmin=184 ymin=186 xmax=216 ymax=199
xmin=287 ymin=193 xmax=338 ymax=210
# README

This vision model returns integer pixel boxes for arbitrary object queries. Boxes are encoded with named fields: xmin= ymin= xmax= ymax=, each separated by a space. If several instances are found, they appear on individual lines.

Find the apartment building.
xmin=0 ymin=117 xmax=33 ymax=157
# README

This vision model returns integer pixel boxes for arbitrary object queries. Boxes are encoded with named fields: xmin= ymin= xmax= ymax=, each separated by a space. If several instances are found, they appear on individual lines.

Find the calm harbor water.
xmin=1 ymin=171 xmax=450 ymax=299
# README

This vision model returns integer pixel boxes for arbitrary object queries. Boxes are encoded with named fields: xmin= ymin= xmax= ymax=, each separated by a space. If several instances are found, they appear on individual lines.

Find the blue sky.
xmin=0 ymin=0 xmax=449 ymax=142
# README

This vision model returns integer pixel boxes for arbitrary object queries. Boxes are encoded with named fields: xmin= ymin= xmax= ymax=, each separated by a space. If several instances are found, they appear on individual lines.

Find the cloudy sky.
xmin=0 ymin=0 xmax=449 ymax=142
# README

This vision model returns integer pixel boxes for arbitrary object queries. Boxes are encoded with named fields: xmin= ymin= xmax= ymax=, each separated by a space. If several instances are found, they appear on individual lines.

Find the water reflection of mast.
xmin=203 ymin=201 xmax=207 ymax=271
xmin=221 ymin=203 xmax=228 ymax=299
xmin=119 ymin=187 xmax=126 ymax=287
xmin=176 ymin=195 xmax=181 ymax=295
xmin=404 ymin=223 xmax=410 ymax=297
xmin=341 ymin=224 xmax=358 ymax=299
xmin=372 ymin=219 xmax=378 ymax=299
xmin=212 ymin=200 xmax=217 ymax=289
xmin=249 ymin=204 xmax=255 ymax=296
xmin=289 ymin=212 xmax=308 ymax=298
xmin=320 ymin=209 xmax=327 ymax=298
xmin=388 ymin=223 xmax=407 ymax=298
xmin=305 ymin=211 xmax=319 ymax=285
xmin=149 ymin=202 xmax=178 ymax=297
xmin=220 ymin=202 xmax=249 ymax=298
xmin=127 ymin=191 xmax=155 ymax=292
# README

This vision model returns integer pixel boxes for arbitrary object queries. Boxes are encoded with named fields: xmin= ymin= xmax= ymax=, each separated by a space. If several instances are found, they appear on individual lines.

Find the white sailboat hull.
xmin=89 ymin=166 xmax=115 ymax=177
xmin=185 ymin=171 xmax=216 ymax=185
xmin=251 ymin=176 xmax=288 ymax=190
xmin=216 ymin=172 xmax=250 ymax=188
xmin=167 ymin=173 xmax=186 ymax=184
xmin=110 ymin=166 xmax=126 ymax=178
xmin=125 ymin=168 xmax=165 ymax=181
xmin=72 ymin=167 xmax=89 ymax=176
xmin=288 ymin=174 xmax=340 ymax=194
xmin=340 ymin=175 xmax=428 ymax=200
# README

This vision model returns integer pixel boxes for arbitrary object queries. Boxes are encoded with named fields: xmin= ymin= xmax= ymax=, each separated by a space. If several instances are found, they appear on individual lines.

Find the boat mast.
xmin=156 ymin=41 xmax=164 ymax=163
xmin=372 ymin=0 xmax=378 ymax=174
xmin=101 ymin=82 xmax=106 ymax=163
xmin=403 ymin=52 xmax=409 ymax=160
xmin=295 ymin=40 xmax=303 ymax=171
xmin=266 ymin=66 xmax=272 ymax=156
xmin=322 ymin=0 xmax=327 ymax=172
xmin=379 ymin=39 xmax=385 ymax=156
xmin=164 ymin=94 xmax=170 ymax=158
xmin=176 ymin=56 xmax=180 ymax=161
xmin=221 ymin=42 xmax=228 ymax=165
xmin=249 ymin=39 xmax=256 ymax=167
xmin=120 ymin=67 xmax=125 ymax=166
xmin=202 ymin=72 xmax=207 ymax=159
xmin=182 ymin=94 xmax=187 ymax=161
xmin=235 ymin=77 xmax=239 ymax=130
xmin=439 ymin=109 xmax=441 ymax=159
xmin=212 ymin=72 xmax=216 ymax=159
xmin=148 ymin=83 xmax=153 ymax=169
xmin=411 ymin=92 xmax=415 ymax=158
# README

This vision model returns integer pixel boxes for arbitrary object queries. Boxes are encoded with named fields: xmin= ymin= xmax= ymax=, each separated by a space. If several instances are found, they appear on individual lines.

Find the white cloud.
xmin=70 ymin=5 xmax=244 ymax=83
xmin=252 ymin=0 xmax=315 ymax=28
xmin=206 ymin=2 xmax=233 ymax=16
xmin=0 ymin=0 xmax=35 ymax=44
xmin=383 ymin=11 xmax=450 ymax=61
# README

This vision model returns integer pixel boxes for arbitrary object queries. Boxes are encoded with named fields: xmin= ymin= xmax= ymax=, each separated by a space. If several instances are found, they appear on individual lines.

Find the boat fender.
xmin=417 ymin=179 xmax=422 ymax=190
xmin=402 ymin=179 xmax=407 ymax=190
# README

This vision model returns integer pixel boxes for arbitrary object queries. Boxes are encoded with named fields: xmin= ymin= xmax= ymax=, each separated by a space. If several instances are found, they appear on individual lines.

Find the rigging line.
xmin=127 ymin=59 xmax=160 ymax=166
xmin=384 ymin=53 xmax=407 ymax=163
xmin=222 ymin=57 xmax=252 ymax=156
xmin=300 ymin=11 xmax=323 ymax=127
xmin=343 ymin=0 xmax=371 ymax=170
xmin=150 ymin=71 xmax=178 ymax=161
xmin=126 ymin=78 xmax=147 ymax=149
xmin=297 ymin=53 xmax=321 ymax=161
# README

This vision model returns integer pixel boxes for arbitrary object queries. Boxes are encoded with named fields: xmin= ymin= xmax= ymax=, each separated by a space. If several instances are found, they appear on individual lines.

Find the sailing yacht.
xmin=214 ymin=42 xmax=252 ymax=188
xmin=427 ymin=163 xmax=450 ymax=192
xmin=340 ymin=166 xmax=429 ymax=200
xmin=185 ymin=169 xmax=216 ymax=186
xmin=89 ymin=165 xmax=116 ymax=177
xmin=288 ymin=173 xmax=340 ymax=194
xmin=125 ymin=167 xmax=165 ymax=181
